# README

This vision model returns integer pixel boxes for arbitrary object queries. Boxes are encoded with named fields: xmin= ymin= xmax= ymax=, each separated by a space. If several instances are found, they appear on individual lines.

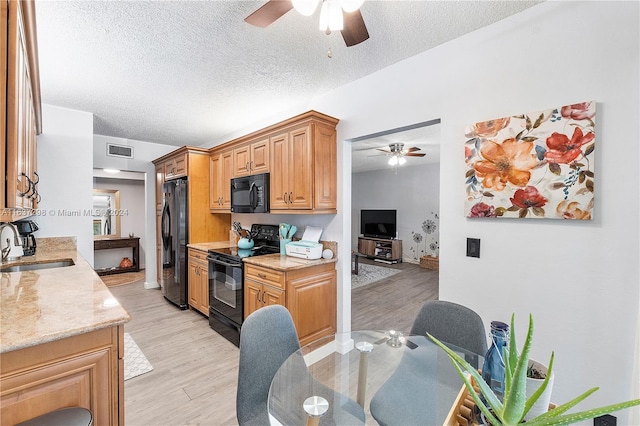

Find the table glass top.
xmin=268 ymin=330 xmax=484 ymax=425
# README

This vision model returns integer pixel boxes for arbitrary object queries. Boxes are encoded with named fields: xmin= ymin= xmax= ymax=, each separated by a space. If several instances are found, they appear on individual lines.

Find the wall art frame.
xmin=464 ymin=101 xmax=595 ymax=220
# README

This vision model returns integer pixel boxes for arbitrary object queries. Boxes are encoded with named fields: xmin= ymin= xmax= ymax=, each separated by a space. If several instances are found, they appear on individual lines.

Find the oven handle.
xmin=208 ymin=256 xmax=243 ymax=268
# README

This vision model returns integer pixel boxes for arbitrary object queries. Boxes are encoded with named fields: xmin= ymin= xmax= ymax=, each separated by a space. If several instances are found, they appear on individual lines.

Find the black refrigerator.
xmin=161 ymin=178 xmax=188 ymax=309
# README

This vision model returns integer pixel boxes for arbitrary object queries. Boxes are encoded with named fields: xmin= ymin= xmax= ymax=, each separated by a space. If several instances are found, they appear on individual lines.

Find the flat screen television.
xmin=361 ymin=209 xmax=397 ymax=240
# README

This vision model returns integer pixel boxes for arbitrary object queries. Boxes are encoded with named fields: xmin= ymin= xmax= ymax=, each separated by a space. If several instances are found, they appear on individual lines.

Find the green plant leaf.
xmin=525 ymin=398 xmax=640 ymax=426
xmin=532 ymin=387 xmax=599 ymax=421
xmin=502 ymin=314 xmax=534 ymax=424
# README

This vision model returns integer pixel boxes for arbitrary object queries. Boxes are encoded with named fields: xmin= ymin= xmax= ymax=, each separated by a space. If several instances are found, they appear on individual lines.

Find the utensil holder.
xmin=280 ymin=239 xmax=291 ymax=254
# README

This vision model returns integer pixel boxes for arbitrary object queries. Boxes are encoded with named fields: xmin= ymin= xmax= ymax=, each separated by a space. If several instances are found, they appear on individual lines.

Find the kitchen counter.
xmin=243 ymin=253 xmax=337 ymax=271
xmin=0 ymin=237 xmax=131 ymax=353
xmin=188 ymin=241 xmax=235 ymax=251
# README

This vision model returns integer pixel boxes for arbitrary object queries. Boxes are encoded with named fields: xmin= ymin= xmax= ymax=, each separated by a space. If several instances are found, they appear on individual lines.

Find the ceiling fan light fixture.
xmin=398 ymin=156 xmax=407 ymax=165
xmin=339 ymin=0 xmax=364 ymax=13
xmin=388 ymin=156 xmax=398 ymax=166
xmin=319 ymin=0 xmax=343 ymax=32
xmin=292 ymin=0 xmax=319 ymax=16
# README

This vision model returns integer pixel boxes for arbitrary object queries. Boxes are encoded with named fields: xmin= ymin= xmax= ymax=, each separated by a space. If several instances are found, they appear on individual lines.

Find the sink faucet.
xmin=0 ymin=223 xmax=23 ymax=262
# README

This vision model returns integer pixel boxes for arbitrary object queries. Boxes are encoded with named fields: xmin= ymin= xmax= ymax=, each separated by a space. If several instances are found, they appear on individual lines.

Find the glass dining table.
xmin=268 ymin=330 xmax=484 ymax=425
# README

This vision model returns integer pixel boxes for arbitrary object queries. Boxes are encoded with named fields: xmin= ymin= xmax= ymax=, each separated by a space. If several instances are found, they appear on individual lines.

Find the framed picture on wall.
xmin=464 ymin=101 xmax=595 ymax=220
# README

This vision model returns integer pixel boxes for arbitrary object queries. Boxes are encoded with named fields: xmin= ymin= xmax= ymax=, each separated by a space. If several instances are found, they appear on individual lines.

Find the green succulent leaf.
xmin=503 ymin=314 xmax=534 ymax=424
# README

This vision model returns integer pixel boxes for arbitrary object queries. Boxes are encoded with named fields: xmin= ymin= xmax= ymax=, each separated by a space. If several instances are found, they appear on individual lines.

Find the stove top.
xmin=208 ymin=224 xmax=280 ymax=260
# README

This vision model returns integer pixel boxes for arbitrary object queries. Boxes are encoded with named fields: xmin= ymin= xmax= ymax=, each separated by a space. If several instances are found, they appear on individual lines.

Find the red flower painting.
xmin=464 ymin=101 xmax=595 ymax=220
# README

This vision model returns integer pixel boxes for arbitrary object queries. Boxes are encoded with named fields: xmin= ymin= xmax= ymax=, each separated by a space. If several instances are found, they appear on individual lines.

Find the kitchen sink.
xmin=0 ymin=259 xmax=75 ymax=272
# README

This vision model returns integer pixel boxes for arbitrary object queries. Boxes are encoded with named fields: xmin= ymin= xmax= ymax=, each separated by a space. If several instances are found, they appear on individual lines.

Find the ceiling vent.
xmin=106 ymin=143 xmax=133 ymax=159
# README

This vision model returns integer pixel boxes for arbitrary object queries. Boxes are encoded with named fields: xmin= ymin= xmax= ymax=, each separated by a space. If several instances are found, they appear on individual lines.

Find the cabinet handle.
xmin=283 ymin=192 xmax=287 ymax=203
xmin=256 ymin=290 xmax=261 ymax=302
xmin=289 ymin=192 xmax=293 ymax=204
xmin=258 ymin=273 xmax=267 ymax=279
xmin=250 ymin=160 xmax=254 ymax=171
xmin=245 ymin=162 xmax=249 ymax=172
xmin=262 ymin=291 xmax=266 ymax=304
xmin=220 ymin=197 xmax=223 ymax=205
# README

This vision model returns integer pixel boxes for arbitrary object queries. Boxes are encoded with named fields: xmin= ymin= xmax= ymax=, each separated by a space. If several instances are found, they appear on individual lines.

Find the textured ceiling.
xmin=35 ymin=0 xmax=541 ymax=148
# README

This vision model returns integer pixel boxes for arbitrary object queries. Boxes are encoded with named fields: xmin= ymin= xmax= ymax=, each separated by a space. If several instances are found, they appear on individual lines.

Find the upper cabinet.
xmin=209 ymin=148 xmax=233 ymax=211
xmin=209 ymin=110 xmax=338 ymax=215
xmin=232 ymin=137 xmax=269 ymax=177
xmin=162 ymin=152 xmax=187 ymax=181
xmin=2 ymin=0 xmax=42 ymax=221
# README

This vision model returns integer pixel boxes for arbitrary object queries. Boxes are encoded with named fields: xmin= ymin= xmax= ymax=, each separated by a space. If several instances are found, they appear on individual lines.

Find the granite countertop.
xmin=0 ymin=237 xmax=131 ymax=354
xmin=243 ymin=253 xmax=337 ymax=271
xmin=188 ymin=241 xmax=235 ymax=251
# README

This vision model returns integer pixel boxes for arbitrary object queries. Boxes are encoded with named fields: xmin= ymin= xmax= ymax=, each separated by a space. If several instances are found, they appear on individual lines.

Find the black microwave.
xmin=230 ymin=173 xmax=269 ymax=213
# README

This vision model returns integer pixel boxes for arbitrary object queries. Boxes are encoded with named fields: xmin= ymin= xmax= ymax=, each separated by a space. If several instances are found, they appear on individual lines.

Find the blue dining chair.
xmin=236 ymin=305 xmax=365 ymax=425
xmin=369 ymin=300 xmax=488 ymax=426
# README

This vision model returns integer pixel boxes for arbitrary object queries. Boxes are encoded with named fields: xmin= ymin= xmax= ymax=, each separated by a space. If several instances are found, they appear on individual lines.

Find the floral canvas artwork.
xmin=464 ymin=101 xmax=595 ymax=220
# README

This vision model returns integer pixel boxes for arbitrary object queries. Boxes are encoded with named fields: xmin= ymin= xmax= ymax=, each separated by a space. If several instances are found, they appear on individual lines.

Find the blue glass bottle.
xmin=482 ymin=321 xmax=509 ymax=402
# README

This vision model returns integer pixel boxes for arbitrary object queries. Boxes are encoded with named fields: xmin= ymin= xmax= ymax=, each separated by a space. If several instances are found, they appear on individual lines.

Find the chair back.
xmin=410 ymin=300 xmax=488 ymax=355
xmin=236 ymin=305 xmax=301 ymax=426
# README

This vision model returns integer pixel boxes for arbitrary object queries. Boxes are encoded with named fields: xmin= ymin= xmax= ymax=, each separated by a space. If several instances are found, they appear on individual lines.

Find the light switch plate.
xmin=467 ymin=238 xmax=480 ymax=258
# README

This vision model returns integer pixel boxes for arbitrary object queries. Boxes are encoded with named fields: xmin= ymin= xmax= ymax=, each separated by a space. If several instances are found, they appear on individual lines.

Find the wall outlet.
xmin=466 ymin=238 xmax=480 ymax=258
xmin=594 ymin=414 xmax=616 ymax=426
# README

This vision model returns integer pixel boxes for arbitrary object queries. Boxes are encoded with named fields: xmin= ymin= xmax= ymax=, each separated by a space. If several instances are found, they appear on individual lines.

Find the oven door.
xmin=208 ymin=254 xmax=244 ymax=326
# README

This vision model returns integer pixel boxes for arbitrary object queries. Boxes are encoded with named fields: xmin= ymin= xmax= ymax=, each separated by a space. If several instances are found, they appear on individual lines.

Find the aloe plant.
xmin=428 ymin=314 xmax=640 ymax=425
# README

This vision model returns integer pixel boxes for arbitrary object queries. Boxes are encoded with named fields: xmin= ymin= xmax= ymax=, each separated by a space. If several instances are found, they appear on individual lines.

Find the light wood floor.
xmin=109 ymin=260 xmax=438 ymax=425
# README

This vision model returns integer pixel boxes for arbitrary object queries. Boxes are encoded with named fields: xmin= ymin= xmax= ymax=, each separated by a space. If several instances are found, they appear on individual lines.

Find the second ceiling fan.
xmin=377 ymin=143 xmax=426 ymax=166
xmin=244 ymin=0 xmax=370 ymax=47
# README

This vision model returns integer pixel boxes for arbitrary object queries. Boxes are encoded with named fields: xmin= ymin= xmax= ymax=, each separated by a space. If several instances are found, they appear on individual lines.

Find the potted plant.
xmin=428 ymin=314 xmax=640 ymax=425
xmin=525 ymin=358 xmax=554 ymax=421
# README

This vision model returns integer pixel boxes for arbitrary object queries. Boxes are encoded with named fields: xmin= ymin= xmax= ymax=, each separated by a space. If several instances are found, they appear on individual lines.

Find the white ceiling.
xmin=35 ymin=0 xmax=541 ymax=149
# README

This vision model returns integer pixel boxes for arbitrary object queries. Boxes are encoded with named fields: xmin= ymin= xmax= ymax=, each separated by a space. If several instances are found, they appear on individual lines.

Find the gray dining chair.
xmin=236 ymin=305 xmax=365 ymax=426
xmin=369 ymin=300 xmax=488 ymax=426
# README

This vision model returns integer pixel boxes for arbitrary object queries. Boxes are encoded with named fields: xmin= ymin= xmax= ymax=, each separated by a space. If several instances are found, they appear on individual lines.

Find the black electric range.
xmin=207 ymin=224 xmax=280 ymax=346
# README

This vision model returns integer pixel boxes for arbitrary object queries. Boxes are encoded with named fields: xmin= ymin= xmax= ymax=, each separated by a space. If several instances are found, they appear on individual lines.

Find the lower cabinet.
xmin=0 ymin=325 xmax=125 ymax=425
xmin=188 ymin=248 xmax=209 ymax=316
xmin=244 ymin=262 xmax=336 ymax=346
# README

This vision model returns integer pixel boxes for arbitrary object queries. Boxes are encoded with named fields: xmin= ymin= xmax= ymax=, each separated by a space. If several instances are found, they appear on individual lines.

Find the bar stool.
xmin=16 ymin=407 xmax=93 ymax=426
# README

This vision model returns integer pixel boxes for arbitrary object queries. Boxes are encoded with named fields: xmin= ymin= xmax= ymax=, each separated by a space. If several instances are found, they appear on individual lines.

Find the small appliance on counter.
xmin=12 ymin=220 xmax=38 ymax=256
xmin=285 ymin=226 xmax=324 ymax=260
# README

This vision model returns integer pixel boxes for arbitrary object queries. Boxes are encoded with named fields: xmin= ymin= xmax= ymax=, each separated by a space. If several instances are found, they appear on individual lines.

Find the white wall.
xmin=93 ymin=134 xmax=174 ymax=288
xmin=94 ymin=177 xmax=146 ymax=270
xmin=352 ymin=163 xmax=440 ymax=262
xmin=36 ymin=105 xmax=94 ymax=263
xmin=304 ymin=1 xmax=638 ymax=421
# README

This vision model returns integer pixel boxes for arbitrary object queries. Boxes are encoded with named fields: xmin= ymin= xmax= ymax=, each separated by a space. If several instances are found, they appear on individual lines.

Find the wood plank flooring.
xmin=108 ymin=260 xmax=438 ymax=425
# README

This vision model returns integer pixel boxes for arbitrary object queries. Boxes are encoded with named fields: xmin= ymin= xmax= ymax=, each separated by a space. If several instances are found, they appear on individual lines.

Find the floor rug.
xmin=100 ymin=270 xmax=145 ymax=287
xmin=124 ymin=333 xmax=153 ymax=381
xmin=352 ymin=263 xmax=401 ymax=289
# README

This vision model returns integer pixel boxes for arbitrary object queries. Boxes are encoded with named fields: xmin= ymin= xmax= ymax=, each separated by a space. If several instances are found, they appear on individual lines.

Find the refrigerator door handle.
xmin=161 ymin=202 xmax=171 ymax=251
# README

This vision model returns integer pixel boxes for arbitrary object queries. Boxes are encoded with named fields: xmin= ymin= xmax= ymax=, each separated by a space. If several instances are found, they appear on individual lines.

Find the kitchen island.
xmin=0 ymin=237 xmax=131 ymax=425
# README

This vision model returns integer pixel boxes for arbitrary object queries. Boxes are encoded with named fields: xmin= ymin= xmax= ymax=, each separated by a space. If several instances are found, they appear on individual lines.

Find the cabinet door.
xmin=250 ymin=138 xmax=270 ymax=174
xmin=287 ymin=270 xmax=336 ymax=346
xmin=209 ymin=150 xmax=232 ymax=211
xmin=358 ymin=238 xmax=376 ymax=256
xmin=220 ymin=150 xmax=233 ymax=209
xmin=209 ymin=154 xmax=222 ymax=210
xmin=269 ymin=132 xmax=289 ymax=210
xmin=164 ymin=158 xmax=176 ymax=180
xmin=155 ymin=163 xmax=164 ymax=210
xmin=263 ymin=285 xmax=285 ymax=307
xmin=197 ymin=260 xmax=209 ymax=314
xmin=188 ymin=259 xmax=200 ymax=309
xmin=313 ymin=122 xmax=337 ymax=210
xmin=288 ymin=125 xmax=313 ymax=209
xmin=233 ymin=144 xmax=251 ymax=177
xmin=244 ymin=280 xmax=263 ymax=318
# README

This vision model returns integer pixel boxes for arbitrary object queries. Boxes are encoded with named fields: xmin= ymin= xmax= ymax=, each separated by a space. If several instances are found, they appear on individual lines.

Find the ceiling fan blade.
xmin=405 ymin=147 xmax=422 ymax=153
xmin=245 ymin=0 xmax=293 ymax=28
xmin=341 ymin=9 xmax=369 ymax=47
xmin=376 ymin=147 xmax=392 ymax=153
xmin=405 ymin=153 xmax=426 ymax=157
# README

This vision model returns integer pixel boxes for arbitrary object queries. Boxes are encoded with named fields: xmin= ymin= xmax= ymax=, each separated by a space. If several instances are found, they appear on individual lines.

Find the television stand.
xmin=358 ymin=237 xmax=402 ymax=264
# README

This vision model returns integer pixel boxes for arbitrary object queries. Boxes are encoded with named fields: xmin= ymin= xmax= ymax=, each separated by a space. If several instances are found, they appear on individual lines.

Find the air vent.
xmin=106 ymin=143 xmax=133 ymax=159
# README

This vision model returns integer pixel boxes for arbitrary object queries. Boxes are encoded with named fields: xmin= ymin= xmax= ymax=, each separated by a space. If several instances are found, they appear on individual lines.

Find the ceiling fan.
xmin=244 ymin=0 xmax=370 ymax=47
xmin=376 ymin=143 xmax=426 ymax=166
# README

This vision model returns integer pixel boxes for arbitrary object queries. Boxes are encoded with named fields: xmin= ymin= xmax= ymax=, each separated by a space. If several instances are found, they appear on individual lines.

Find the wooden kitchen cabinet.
xmin=269 ymin=115 xmax=338 ymax=213
xmin=1 ymin=325 xmax=125 ymax=426
xmin=232 ymin=137 xmax=269 ymax=177
xmin=209 ymin=148 xmax=233 ymax=211
xmin=188 ymin=248 xmax=209 ymax=316
xmin=2 ymin=0 xmax=42 ymax=222
xmin=209 ymin=110 xmax=338 ymax=214
xmin=162 ymin=152 xmax=187 ymax=181
xmin=244 ymin=262 xmax=336 ymax=346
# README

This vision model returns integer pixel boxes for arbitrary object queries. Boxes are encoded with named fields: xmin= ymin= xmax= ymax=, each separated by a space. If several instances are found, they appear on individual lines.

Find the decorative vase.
xmin=524 ymin=359 xmax=554 ymax=421
xmin=482 ymin=321 xmax=509 ymax=402
xmin=238 ymin=238 xmax=254 ymax=249
xmin=119 ymin=257 xmax=133 ymax=268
